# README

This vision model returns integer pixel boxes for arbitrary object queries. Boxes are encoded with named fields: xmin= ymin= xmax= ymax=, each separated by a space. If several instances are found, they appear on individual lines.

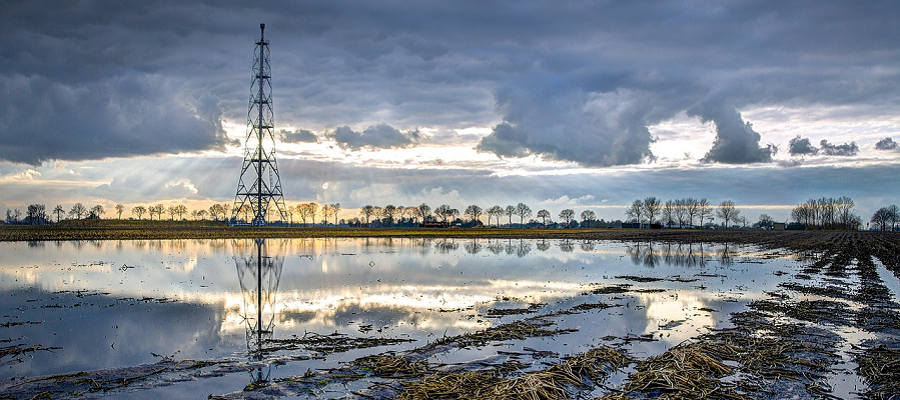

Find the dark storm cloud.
xmin=477 ymin=80 xmax=658 ymax=166
xmin=2 ymin=1 xmax=900 ymax=166
xmin=281 ymin=129 xmax=318 ymax=143
xmin=875 ymin=137 xmax=899 ymax=151
xmin=788 ymin=136 xmax=819 ymax=156
xmin=819 ymin=140 xmax=859 ymax=157
xmin=687 ymin=100 xmax=774 ymax=164
xmin=328 ymin=123 xmax=418 ymax=150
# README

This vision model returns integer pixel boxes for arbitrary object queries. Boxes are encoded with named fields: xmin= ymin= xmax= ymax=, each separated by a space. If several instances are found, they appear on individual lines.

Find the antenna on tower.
xmin=232 ymin=23 xmax=287 ymax=226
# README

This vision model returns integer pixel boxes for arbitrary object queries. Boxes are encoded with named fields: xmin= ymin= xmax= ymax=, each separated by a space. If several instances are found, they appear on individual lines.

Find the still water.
xmin=0 ymin=238 xmax=801 ymax=397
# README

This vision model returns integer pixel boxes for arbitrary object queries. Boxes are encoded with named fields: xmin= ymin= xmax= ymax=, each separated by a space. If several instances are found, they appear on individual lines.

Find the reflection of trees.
xmin=718 ymin=243 xmax=733 ymax=266
xmin=625 ymin=242 xmax=660 ymax=267
xmin=234 ymin=238 xmax=285 ymax=386
xmin=579 ymin=240 xmax=596 ymax=252
xmin=515 ymin=239 xmax=532 ymax=258
xmin=536 ymin=239 xmax=551 ymax=252
xmin=464 ymin=239 xmax=482 ymax=255
xmin=659 ymin=242 xmax=708 ymax=268
xmin=486 ymin=239 xmax=504 ymax=255
xmin=558 ymin=239 xmax=575 ymax=253
xmin=622 ymin=242 xmax=724 ymax=268
xmin=435 ymin=239 xmax=459 ymax=253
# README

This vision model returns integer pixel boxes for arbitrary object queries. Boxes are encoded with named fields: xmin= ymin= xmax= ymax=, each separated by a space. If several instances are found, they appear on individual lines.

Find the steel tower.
xmin=232 ymin=23 xmax=287 ymax=226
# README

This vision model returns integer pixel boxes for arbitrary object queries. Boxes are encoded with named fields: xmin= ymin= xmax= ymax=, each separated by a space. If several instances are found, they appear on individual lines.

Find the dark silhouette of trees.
xmin=89 ymin=204 xmax=105 ymax=219
xmin=360 ymin=205 xmax=376 ymax=225
xmin=487 ymin=205 xmax=503 ymax=227
xmin=792 ymin=196 xmax=861 ymax=230
xmin=641 ymin=197 xmax=661 ymax=225
xmin=716 ymin=200 xmax=739 ymax=229
xmin=537 ymin=209 xmax=551 ymax=225
xmin=697 ymin=198 xmax=712 ymax=227
xmin=558 ymin=209 xmax=574 ymax=226
xmin=416 ymin=203 xmax=431 ymax=224
xmin=464 ymin=205 xmax=483 ymax=225
xmin=26 ymin=204 xmax=47 ymax=225
xmin=69 ymin=203 xmax=87 ymax=219
xmin=580 ymin=210 xmax=596 ymax=227
xmin=871 ymin=206 xmax=896 ymax=231
xmin=504 ymin=205 xmax=515 ymax=227
xmin=626 ymin=200 xmax=642 ymax=225
xmin=515 ymin=203 xmax=532 ymax=226
xmin=53 ymin=204 xmax=64 ymax=223
xmin=382 ymin=205 xmax=398 ymax=226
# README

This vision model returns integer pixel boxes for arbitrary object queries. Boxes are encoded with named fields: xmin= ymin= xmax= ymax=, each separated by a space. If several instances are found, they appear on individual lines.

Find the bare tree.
xmin=696 ymin=198 xmax=712 ymax=228
xmin=516 ymin=203 xmax=532 ymax=226
xmin=331 ymin=203 xmax=341 ymax=226
xmin=26 ymin=204 xmax=47 ymax=225
xmin=673 ymin=199 xmax=687 ymax=228
xmin=174 ymin=204 xmax=187 ymax=220
xmin=69 ymin=203 xmax=87 ymax=219
xmin=53 ymin=204 xmax=64 ymax=223
xmin=360 ymin=205 xmax=376 ymax=225
xmin=382 ymin=205 xmax=398 ymax=227
xmin=115 ymin=204 xmax=125 ymax=219
xmin=684 ymin=198 xmax=700 ymax=227
xmin=641 ymin=197 xmax=661 ymax=226
xmin=888 ymin=204 xmax=900 ymax=231
xmin=464 ymin=205 xmax=483 ymax=225
xmin=132 ymin=205 xmax=147 ymax=220
xmin=487 ymin=205 xmax=504 ymax=227
xmin=537 ymin=209 xmax=551 ymax=226
xmin=871 ymin=206 xmax=895 ymax=231
xmin=149 ymin=204 xmax=165 ymax=220
xmin=320 ymin=204 xmax=334 ymax=226
xmin=661 ymin=200 xmax=675 ymax=227
xmin=716 ymin=200 xmax=739 ymax=229
xmin=504 ymin=205 xmax=516 ymax=227
xmin=90 ymin=204 xmax=105 ymax=219
xmin=580 ymin=210 xmax=596 ymax=227
xmin=626 ymin=199 xmax=643 ymax=226
xmin=558 ymin=209 xmax=575 ymax=226
xmin=416 ymin=203 xmax=431 ymax=224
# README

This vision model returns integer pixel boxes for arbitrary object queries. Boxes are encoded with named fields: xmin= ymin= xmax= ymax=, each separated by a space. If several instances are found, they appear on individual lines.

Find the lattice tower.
xmin=232 ymin=23 xmax=287 ymax=226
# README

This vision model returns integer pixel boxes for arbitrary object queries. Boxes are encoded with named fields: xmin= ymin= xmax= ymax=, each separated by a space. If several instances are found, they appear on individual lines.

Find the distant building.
xmin=772 ymin=222 xmax=786 ymax=231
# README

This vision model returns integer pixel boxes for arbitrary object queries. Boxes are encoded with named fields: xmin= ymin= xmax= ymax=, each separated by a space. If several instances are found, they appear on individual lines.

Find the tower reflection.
xmin=233 ymin=238 xmax=285 ymax=385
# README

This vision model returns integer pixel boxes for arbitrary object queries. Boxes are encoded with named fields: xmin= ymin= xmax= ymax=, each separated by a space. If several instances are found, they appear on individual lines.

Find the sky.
xmin=2 ymin=1 xmax=900 ymax=225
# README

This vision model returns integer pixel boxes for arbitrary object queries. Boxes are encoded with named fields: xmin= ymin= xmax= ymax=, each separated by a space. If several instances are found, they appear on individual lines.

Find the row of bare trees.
xmin=622 ymin=197 xmax=758 ymax=229
xmin=790 ymin=196 xmax=862 ymax=230
xmin=870 ymin=205 xmax=899 ymax=231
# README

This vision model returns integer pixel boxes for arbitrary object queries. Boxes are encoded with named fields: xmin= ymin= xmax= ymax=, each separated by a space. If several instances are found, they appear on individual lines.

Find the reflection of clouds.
xmin=638 ymin=291 xmax=716 ymax=345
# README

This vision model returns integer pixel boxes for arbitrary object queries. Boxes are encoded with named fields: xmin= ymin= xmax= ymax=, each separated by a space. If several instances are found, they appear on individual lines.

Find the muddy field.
xmin=1 ymin=231 xmax=899 ymax=399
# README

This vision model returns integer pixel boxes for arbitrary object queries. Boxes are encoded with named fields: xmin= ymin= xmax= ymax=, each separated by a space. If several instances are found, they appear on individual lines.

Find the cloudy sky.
xmin=2 ymin=1 xmax=899 ymax=224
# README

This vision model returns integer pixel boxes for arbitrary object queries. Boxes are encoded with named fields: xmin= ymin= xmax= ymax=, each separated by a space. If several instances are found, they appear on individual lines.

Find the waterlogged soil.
xmin=0 ymin=231 xmax=898 ymax=399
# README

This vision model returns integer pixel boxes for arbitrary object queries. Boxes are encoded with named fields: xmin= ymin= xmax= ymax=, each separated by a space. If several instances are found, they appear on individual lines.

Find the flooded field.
xmin=1 ymin=235 xmax=899 ymax=399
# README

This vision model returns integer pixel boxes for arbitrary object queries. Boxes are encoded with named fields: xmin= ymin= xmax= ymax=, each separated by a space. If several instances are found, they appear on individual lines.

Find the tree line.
xmin=4 ymin=195 xmax=892 ymax=232
xmin=623 ymin=197 xmax=751 ymax=229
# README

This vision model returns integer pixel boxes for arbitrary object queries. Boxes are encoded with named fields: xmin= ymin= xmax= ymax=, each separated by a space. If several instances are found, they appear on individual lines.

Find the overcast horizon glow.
xmin=2 ymin=1 xmax=899 ymax=224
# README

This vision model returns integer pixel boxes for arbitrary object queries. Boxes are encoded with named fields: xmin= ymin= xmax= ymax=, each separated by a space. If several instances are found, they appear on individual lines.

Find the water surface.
xmin=0 ymin=238 xmax=801 ymax=397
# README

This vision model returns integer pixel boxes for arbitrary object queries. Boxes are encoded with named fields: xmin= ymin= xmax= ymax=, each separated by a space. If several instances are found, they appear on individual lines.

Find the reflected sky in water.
xmin=0 ymin=238 xmax=800 ymax=383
